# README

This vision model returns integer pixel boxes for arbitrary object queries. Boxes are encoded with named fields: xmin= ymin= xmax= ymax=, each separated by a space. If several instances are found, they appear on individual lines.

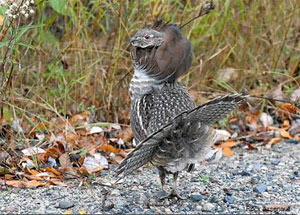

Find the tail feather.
xmin=115 ymin=94 xmax=246 ymax=179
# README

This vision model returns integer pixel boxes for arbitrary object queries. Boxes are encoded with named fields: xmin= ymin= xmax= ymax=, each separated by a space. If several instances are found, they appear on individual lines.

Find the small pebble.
xmin=254 ymin=183 xmax=267 ymax=193
xmin=284 ymin=139 xmax=299 ymax=144
xmin=209 ymin=196 xmax=218 ymax=203
xmin=250 ymin=176 xmax=260 ymax=184
xmin=103 ymin=200 xmax=114 ymax=210
xmin=223 ymin=196 xmax=235 ymax=204
xmin=58 ymin=200 xmax=74 ymax=209
xmin=202 ymin=203 xmax=215 ymax=211
xmin=191 ymin=194 xmax=207 ymax=202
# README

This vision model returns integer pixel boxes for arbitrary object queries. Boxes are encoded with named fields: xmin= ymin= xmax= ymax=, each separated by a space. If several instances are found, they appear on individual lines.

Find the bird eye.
xmin=144 ymin=35 xmax=150 ymax=39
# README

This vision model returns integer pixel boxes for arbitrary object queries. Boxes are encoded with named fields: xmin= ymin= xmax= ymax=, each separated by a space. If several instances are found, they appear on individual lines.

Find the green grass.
xmin=1 ymin=0 xmax=299 ymax=126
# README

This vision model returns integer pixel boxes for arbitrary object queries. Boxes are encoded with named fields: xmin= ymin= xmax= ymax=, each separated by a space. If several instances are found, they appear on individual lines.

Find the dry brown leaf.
xmin=281 ymin=120 xmax=290 ymax=130
xmin=6 ymin=180 xmax=45 ymax=188
xmin=280 ymin=129 xmax=292 ymax=139
xmin=26 ymin=167 xmax=40 ymax=175
xmin=110 ymin=155 xmax=123 ymax=164
xmin=266 ymin=137 xmax=282 ymax=149
xmin=98 ymin=144 xmax=121 ymax=153
xmin=78 ymin=166 xmax=90 ymax=176
xmin=48 ymin=179 xmax=67 ymax=187
xmin=4 ymin=174 xmax=14 ymax=180
xmin=280 ymin=103 xmax=298 ymax=114
xmin=247 ymin=143 xmax=258 ymax=150
xmin=46 ymin=167 xmax=61 ymax=177
xmin=220 ymin=140 xmax=239 ymax=148
xmin=21 ymin=174 xmax=44 ymax=181
xmin=59 ymin=153 xmax=78 ymax=176
xmin=45 ymin=147 xmax=62 ymax=159
xmin=223 ymin=147 xmax=234 ymax=157
xmin=118 ymin=127 xmax=134 ymax=143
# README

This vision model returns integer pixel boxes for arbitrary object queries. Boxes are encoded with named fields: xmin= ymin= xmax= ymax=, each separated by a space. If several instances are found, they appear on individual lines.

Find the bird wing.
xmin=115 ymin=94 xmax=246 ymax=178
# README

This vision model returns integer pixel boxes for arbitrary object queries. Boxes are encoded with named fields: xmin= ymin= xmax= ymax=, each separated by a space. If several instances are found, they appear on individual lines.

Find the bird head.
xmin=129 ymin=28 xmax=165 ymax=48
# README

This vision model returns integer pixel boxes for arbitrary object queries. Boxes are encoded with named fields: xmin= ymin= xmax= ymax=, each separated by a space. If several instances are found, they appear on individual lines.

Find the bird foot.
xmin=157 ymin=190 xmax=187 ymax=200
xmin=157 ymin=190 xmax=171 ymax=200
xmin=170 ymin=190 xmax=187 ymax=200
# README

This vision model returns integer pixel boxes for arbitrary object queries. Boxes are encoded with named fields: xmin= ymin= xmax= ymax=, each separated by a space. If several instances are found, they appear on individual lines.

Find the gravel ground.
xmin=0 ymin=142 xmax=299 ymax=214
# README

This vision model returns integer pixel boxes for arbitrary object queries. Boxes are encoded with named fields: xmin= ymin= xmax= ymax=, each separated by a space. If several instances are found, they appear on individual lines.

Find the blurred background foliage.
xmin=0 ymin=0 xmax=299 ymax=126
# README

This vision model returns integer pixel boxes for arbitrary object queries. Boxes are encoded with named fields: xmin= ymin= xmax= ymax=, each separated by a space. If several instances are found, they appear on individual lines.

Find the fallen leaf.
xmin=280 ymin=129 xmax=292 ymax=139
xmin=223 ymin=147 xmax=234 ymax=157
xmin=62 ymin=210 xmax=73 ymax=214
xmin=281 ymin=120 xmax=290 ymax=130
xmin=6 ymin=180 xmax=44 ymax=188
xmin=22 ymin=147 xmax=45 ymax=156
xmin=46 ymin=167 xmax=61 ymax=176
xmin=220 ymin=140 xmax=239 ymax=148
xmin=291 ymin=89 xmax=300 ymax=102
xmin=89 ymin=126 xmax=104 ymax=135
xmin=118 ymin=127 xmax=133 ymax=143
xmin=21 ymin=174 xmax=44 ymax=181
xmin=247 ymin=143 xmax=258 ymax=150
xmin=45 ymin=147 xmax=61 ymax=159
xmin=83 ymin=153 xmax=108 ymax=172
xmin=280 ymin=103 xmax=298 ymax=114
xmin=59 ymin=153 xmax=77 ymax=176
xmin=0 ymin=167 xmax=10 ymax=176
xmin=266 ymin=137 xmax=282 ymax=149
xmin=26 ymin=167 xmax=40 ymax=175
xmin=48 ymin=179 xmax=67 ymax=187
xmin=98 ymin=144 xmax=121 ymax=154
xmin=215 ymin=129 xmax=231 ymax=142
xmin=205 ymin=148 xmax=223 ymax=163
xmin=260 ymin=112 xmax=273 ymax=127
xmin=78 ymin=166 xmax=90 ymax=176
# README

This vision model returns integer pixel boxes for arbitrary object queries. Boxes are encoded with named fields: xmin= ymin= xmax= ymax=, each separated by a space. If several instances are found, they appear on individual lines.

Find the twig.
xmin=180 ymin=0 xmax=215 ymax=29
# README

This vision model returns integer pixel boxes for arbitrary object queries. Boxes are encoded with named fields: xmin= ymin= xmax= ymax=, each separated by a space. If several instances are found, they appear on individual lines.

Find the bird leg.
xmin=170 ymin=172 xmax=187 ymax=199
xmin=157 ymin=167 xmax=171 ymax=200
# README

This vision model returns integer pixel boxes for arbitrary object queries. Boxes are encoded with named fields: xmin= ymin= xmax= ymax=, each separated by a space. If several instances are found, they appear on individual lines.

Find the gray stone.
xmin=254 ymin=183 xmax=267 ymax=193
xmin=58 ymin=200 xmax=74 ymax=209
xmin=202 ymin=203 xmax=215 ymax=211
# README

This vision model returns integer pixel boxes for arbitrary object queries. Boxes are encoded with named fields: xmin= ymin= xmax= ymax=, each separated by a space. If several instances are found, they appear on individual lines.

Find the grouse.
xmin=116 ymin=20 xmax=245 ymax=199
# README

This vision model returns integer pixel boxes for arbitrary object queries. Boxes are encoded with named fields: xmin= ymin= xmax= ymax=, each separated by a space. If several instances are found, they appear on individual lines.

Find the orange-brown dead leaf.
xmin=247 ymin=143 xmax=258 ymax=150
xmin=78 ymin=166 xmax=90 ymax=176
xmin=281 ymin=120 xmax=290 ymax=130
xmin=48 ymin=179 xmax=67 ymax=186
xmin=59 ymin=153 xmax=78 ymax=176
xmin=46 ymin=167 xmax=61 ymax=177
xmin=220 ymin=140 xmax=240 ymax=148
xmin=45 ymin=147 xmax=61 ymax=159
xmin=21 ymin=174 xmax=44 ymax=181
xmin=266 ymin=137 xmax=282 ymax=149
xmin=6 ymin=180 xmax=45 ymax=188
xmin=280 ymin=129 xmax=292 ymax=139
xmin=223 ymin=147 xmax=234 ymax=157
xmin=280 ymin=103 xmax=298 ymax=114
xmin=98 ymin=144 xmax=120 ymax=153
xmin=26 ymin=167 xmax=40 ymax=175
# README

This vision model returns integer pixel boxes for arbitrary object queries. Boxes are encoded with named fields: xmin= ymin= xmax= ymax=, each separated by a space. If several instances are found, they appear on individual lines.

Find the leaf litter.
xmin=0 ymin=94 xmax=299 ymax=188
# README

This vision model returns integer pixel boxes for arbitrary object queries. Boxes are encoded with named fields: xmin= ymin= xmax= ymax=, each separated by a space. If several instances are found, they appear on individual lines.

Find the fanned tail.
xmin=115 ymin=94 xmax=246 ymax=179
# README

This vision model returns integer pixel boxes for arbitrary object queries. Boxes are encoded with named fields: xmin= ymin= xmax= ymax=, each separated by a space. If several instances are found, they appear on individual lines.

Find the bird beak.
xmin=129 ymin=37 xmax=136 ymax=45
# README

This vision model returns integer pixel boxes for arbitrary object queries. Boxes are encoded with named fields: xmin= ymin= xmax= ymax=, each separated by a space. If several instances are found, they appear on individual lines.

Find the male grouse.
xmin=116 ymin=20 xmax=245 ymax=199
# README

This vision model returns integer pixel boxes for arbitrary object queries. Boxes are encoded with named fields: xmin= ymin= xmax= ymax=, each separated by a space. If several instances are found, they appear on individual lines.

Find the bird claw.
xmin=171 ymin=190 xmax=187 ymax=200
xmin=157 ymin=190 xmax=171 ymax=200
xmin=157 ymin=190 xmax=187 ymax=200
